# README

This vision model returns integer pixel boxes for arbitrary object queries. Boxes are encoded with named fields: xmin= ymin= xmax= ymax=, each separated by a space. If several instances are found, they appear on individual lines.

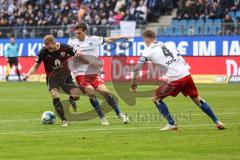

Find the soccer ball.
xmin=41 ymin=111 xmax=56 ymax=125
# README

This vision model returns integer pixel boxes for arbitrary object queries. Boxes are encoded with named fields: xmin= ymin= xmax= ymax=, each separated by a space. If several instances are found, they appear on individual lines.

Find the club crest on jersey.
xmin=60 ymin=52 xmax=66 ymax=57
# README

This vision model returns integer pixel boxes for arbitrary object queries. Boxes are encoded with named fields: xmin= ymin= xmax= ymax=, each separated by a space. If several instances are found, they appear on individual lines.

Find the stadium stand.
xmin=0 ymin=0 xmax=239 ymax=37
xmin=163 ymin=0 xmax=240 ymax=36
xmin=0 ymin=0 xmax=174 ymax=37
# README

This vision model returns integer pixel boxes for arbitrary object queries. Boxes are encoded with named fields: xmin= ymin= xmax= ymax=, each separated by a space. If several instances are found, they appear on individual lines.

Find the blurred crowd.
xmin=0 ymin=0 xmax=175 ymax=37
xmin=1 ymin=0 xmax=239 ymax=37
xmin=176 ymin=0 xmax=240 ymax=19
xmin=175 ymin=0 xmax=240 ymax=35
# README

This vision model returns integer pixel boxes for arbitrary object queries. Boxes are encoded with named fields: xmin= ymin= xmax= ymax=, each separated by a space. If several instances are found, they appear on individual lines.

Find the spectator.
xmin=207 ymin=2 xmax=224 ymax=19
xmin=219 ymin=0 xmax=235 ymax=12
xmin=195 ymin=0 xmax=206 ymax=19
xmin=159 ymin=0 xmax=174 ymax=15
xmin=236 ymin=16 xmax=240 ymax=34
xmin=135 ymin=0 xmax=148 ymax=21
xmin=222 ymin=14 xmax=234 ymax=35
xmin=130 ymin=0 xmax=137 ymax=16
xmin=145 ymin=0 xmax=160 ymax=22
xmin=181 ymin=0 xmax=195 ymax=19
xmin=108 ymin=10 xmax=116 ymax=24
xmin=114 ymin=0 xmax=125 ymax=13
xmin=124 ymin=9 xmax=136 ymax=21
xmin=0 ymin=0 xmax=174 ymax=37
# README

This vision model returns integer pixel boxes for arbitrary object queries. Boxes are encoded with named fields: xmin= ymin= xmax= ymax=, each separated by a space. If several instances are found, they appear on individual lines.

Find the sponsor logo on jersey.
xmin=166 ymin=58 xmax=176 ymax=65
xmin=81 ymin=48 xmax=94 ymax=52
xmin=60 ymin=52 xmax=66 ymax=57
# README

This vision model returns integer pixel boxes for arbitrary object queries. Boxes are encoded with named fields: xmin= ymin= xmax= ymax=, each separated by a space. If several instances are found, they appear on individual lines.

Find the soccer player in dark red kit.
xmin=24 ymin=35 xmax=87 ymax=126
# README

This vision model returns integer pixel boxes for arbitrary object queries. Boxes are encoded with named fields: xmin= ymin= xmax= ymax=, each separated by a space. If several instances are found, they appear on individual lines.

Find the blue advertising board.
xmin=0 ymin=36 xmax=239 ymax=57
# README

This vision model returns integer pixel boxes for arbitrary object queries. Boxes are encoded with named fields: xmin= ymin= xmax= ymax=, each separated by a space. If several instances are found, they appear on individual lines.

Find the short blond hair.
xmin=43 ymin=35 xmax=55 ymax=45
xmin=142 ymin=29 xmax=156 ymax=39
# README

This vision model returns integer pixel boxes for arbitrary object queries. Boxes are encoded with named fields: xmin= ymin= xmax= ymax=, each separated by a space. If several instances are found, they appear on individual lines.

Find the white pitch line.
xmin=0 ymin=123 xmax=239 ymax=135
xmin=0 ymin=112 xmax=239 ymax=123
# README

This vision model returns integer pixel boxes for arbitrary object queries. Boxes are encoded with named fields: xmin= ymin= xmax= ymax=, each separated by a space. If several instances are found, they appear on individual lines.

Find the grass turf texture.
xmin=0 ymin=82 xmax=239 ymax=160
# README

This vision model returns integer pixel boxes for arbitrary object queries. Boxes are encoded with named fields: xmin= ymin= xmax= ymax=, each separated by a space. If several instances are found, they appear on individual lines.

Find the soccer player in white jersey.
xmin=131 ymin=30 xmax=225 ymax=130
xmin=68 ymin=23 xmax=129 ymax=125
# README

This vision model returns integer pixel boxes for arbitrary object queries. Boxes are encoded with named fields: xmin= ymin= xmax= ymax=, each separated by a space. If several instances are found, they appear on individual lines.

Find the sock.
xmin=155 ymin=100 xmax=175 ymax=125
xmin=68 ymin=96 xmax=77 ymax=110
xmin=69 ymin=96 xmax=75 ymax=101
xmin=53 ymin=98 xmax=66 ymax=121
xmin=89 ymin=98 xmax=105 ymax=118
xmin=6 ymin=75 xmax=9 ymax=81
xmin=16 ymin=68 xmax=21 ymax=80
xmin=68 ymin=96 xmax=75 ymax=104
xmin=6 ymin=64 xmax=10 ymax=80
xmin=105 ymin=95 xmax=121 ymax=116
xmin=199 ymin=100 xmax=218 ymax=123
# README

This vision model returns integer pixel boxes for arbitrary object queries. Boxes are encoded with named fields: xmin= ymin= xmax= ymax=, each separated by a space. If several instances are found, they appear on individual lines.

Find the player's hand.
xmin=75 ymin=51 xmax=83 ymax=58
xmin=130 ymin=84 xmax=137 ymax=92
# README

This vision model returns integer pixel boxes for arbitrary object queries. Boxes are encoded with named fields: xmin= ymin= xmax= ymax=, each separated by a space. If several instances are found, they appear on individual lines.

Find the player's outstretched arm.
xmin=104 ymin=35 xmax=132 ymax=43
xmin=23 ymin=63 xmax=40 ymax=80
xmin=130 ymin=57 xmax=147 ymax=92
xmin=75 ymin=51 xmax=103 ymax=69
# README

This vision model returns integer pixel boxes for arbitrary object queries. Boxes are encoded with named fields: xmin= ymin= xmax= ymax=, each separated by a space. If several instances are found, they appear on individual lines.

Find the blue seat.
xmin=179 ymin=19 xmax=187 ymax=26
xmin=208 ymin=25 xmax=217 ymax=35
xmin=198 ymin=25 xmax=205 ymax=35
xmin=163 ymin=27 xmax=173 ymax=36
xmin=157 ymin=28 xmax=162 ymax=36
xmin=187 ymin=19 xmax=196 ymax=35
xmin=183 ymin=26 xmax=189 ymax=35
xmin=214 ymin=19 xmax=222 ymax=25
xmin=171 ymin=19 xmax=179 ymax=25
xmin=196 ymin=19 xmax=204 ymax=27
xmin=232 ymin=17 xmax=237 ymax=23
xmin=228 ymin=11 xmax=236 ymax=18
xmin=162 ymin=28 xmax=168 ymax=36
xmin=174 ymin=26 xmax=181 ymax=36
xmin=203 ymin=25 xmax=209 ymax=35
xmin=236 ymin=11 xmax=240 ymax=18
xmin=194 ymin=26 xmax=200 ymax=35
xmin=216 ymin=25 xmax=221 ymax=33
xmin=188 ymin=19 xmax=196 ymax=26
xmin=205 ymin=19 xmax=213 ymax=25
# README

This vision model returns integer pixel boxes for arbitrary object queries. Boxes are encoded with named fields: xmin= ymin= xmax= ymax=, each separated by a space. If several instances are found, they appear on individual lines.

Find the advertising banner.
xmin=1 ymin=36 xmax=240 ymax=57
xmin=1 ymin=56 xmax=240 ymax=83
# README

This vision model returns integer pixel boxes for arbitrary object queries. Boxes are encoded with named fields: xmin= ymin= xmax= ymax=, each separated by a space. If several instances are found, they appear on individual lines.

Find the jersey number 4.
xmin=161 ymin=46 xmax=174 ymax=59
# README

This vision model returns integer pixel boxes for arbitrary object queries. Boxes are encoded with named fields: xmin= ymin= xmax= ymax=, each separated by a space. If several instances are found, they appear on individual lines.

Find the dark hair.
xmin=75 ymin=23 xmax=88 ymax=31
xmin=10 ymin=35 xmax=15 ymax=38
xmin=142 ymin=29 xmax=156 ymax=39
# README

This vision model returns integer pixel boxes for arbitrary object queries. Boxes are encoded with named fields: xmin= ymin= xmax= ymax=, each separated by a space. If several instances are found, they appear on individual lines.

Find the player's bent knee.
xmin=50 ymin=90 xmax=59 ymax=99
xmin=87 ymin=93 xmax=96 ymax=98
xmin=191 ymin=96 xmax=202 ymax=106
xmin=152 ymin=96 xmax=161 ymax=103
xmin=70 ymin=89 xmax=80 ymax=100
xmin=102 ymin=91 xmax=111 ymax=98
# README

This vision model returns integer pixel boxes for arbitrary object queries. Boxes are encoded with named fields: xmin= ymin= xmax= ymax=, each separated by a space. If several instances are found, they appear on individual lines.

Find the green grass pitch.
xmin=0 ymin=82 xmax=239 ymax=160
